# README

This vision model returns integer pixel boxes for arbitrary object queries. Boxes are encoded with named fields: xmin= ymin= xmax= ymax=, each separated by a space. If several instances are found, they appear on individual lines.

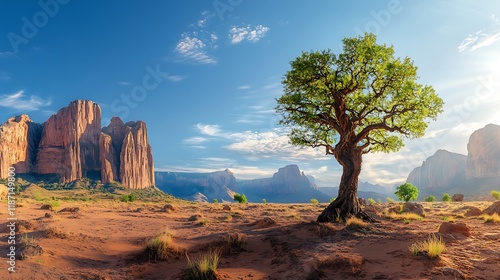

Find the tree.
xmin=442 ymin=193 xmax=451 ymax=202
xmin=276 ymin=33 xmax=443 ymax=222
xmin=395 ymin=183 xmax=419 ymax=202
xmin=425 ymin=195 xmax=436 ymax=202
xmin=233 ymin=193 xmax=247 ymax=204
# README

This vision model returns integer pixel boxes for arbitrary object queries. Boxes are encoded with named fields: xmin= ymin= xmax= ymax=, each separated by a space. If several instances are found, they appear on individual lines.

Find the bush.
xmin=121 ymin=195 xmax=129 ymax=203
xmin=233 ymin=194 xmax=247 ymax=204
xmin=491 ymin=190 xmax=500 ymax=200
xmin=184 ymin=250 xmax=221 ymax=279
xmin=128 ymin=193 xmax=136 ymax=202
xmin=330 ymin=197 xmax=336 ymax=202
xmin=367 ymin=198 xmax=376 ymax=205
xmin=442 ymin=193 xmax=451 ymax=202
xmin=310 ymin=198 xmax=319 ymax=204
xmin=425 ymin=195 xmax=436 ymax=202
xmin=394 ymin=183 xmax=419 ymax=202
xmin=212 ymin=198 xmax=218 ymax=204
xmin=262 ymin=198 xmax=267 ymax=204
xmin=386 ymin=197 xmax=395 ymax=203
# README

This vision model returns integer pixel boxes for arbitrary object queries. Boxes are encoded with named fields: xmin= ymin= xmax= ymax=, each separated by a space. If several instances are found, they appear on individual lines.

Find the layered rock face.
xmin=466 ymin=124 xmax=500 ymax=179
xmin=406 ymin=149 xmax=467 ymax=190
xmin=35 ymin=100 xmax=102 ymax=182
xmin=0 ymin=115 xmax=42 ymax=177
xmin=0 ymin=100 xmax=155 ymax=189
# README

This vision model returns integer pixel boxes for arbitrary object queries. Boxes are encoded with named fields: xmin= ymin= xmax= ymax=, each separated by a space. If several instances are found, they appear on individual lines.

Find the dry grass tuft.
xmin=480 ymin=213 xmax=500 ymax=223
xmin=182 ymin=250 xmax=221 ymax=280
xmin=144 ymin=231 xmax=184 ymax=261
xmin=317 ymin=253 xmax=363 ymax=275
xmin=409 ymin=234 xmax=446 ymax=258
xmin=44 ymin=227 xmax=68 ymax=239
xmin=345 ymin=217 xmax=370 ymax=231
xmin=316 ymin=223 xmax=338 ymax=237
xmin=384 ymin=211 xmax=423 ymax=221
xmin=206 ymin=233 xmax=247 ymax=256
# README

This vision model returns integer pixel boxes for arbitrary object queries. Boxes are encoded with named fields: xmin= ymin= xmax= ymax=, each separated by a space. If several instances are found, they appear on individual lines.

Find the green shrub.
xmin=386 ymin=197 xmax=395 ymax=203
xmin=442 ymin=193 xmax=451 ymax=202
xmin=330 ymin=197 xmax=336 ymax=202
xmin=394 ymin=183 xmax=419 ymax=202
xmin=262 ymin=198 xmax=267 ymax=204
xmin=425 ymin=195 xmax=436 ymax=202
xmin=367 ymin=198 xmax=376 ymax=205
xmin=212 ymin=198 xmax=218 ymax=204
xmin=128 ymin=193 xmax=136 ymax=202
xmin=233 ymin=194 xmax=247 ymax=204
xmin=121 ymin=195 xmax=130 ymax=203
xmin=310 ymin=198 xmax=319 ymax=204
xmin=491 ymin=190 xmax=500 ymax=200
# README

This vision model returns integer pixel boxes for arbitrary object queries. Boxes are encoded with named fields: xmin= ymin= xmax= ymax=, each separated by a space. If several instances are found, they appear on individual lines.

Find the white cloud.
xmin=196 ymin=123 xmax=222 ymax=136
xmin=0 ymin=51 xmax=16 ymax=58
xmin=238 ymin=85 xmax=251 ymax=90
xmin=458 ymin=17 xmax=500 ymax=52
xmin=118 ymin=81 xmax=130 ymax=86
xmin=165 ymin=75 xmax=185 ymax=82
xmin=183 ymin=136 xmax=208 ymax=145
xmin=174 ymin=33 xmax=217 ymax=64
xmin=229 ymin=25 xmax=270 ymax=44
xmin=0 ymin=90 xmax=52 ymax=111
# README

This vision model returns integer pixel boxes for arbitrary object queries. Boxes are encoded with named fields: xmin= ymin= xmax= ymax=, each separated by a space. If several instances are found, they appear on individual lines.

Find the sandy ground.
xmin=0 ymin=198 xmax=499 ymax=280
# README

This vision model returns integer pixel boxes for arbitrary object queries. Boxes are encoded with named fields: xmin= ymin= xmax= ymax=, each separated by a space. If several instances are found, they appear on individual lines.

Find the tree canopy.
xmin=276 ymin=33 xmax=444 ymax=157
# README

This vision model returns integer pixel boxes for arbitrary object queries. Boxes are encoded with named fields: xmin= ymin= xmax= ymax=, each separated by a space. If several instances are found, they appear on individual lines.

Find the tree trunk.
xmin=317 ymin=146 xmax=375 ymax=223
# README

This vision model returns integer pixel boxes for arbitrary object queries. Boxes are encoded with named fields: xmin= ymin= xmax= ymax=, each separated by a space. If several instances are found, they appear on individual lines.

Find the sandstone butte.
xmin=0 ymin=100 xmax=155 ymax=189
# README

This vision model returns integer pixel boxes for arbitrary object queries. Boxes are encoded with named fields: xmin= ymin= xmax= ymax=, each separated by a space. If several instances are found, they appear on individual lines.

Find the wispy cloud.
xmin=458 ymin=15 xmax=500 ymax=52
xmin=174 ymin=33 xmax=217 ymax=64
xmin=238 ymin=85 xmax=251 ymax=90
xmin=118 ymin=81 xmax=130 ymax=86
xmin=165 ymin=75 xmax=185 ymax=82
xmin=196 ymin=123 xmax=222 ymax=136
xmin=0 ymin=51 xmax=16 ymax=58
xmin=0 ymin=90 xmax=52 ymax=111
xmin=229 ymin=25 xmax=270 ymax=44
xmin=183 ymin=136 xmax=208 ymax=145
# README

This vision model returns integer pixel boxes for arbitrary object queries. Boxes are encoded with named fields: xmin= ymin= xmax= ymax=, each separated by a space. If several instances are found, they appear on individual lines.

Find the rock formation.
xmin=35 ymin=100 xmax=102 ymax=182
xmin=0 ymin=100 xmax=154 ymax=189
xmin=466 ymin=124 xmax=500 ymax=179
xmin=406 ymin=149 xmax=466 ymax=190
xmin=0 ymin=115 xmax=42 ymax=178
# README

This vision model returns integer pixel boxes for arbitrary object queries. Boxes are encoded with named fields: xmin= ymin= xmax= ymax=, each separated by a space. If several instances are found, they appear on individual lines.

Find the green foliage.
xmin=276 ymin=33 xmax=443 ymax=154
xmin=491 ymin=190 xmax=500 ymax=200
xmin=386 ymin=197 xmax=395 ymax=203
xmin=310 ymin=198 xmax=319 ymax=204
xmin=233 ymin=194 xmax=247 ymax=204
xmin=330 ymin=197 xmax=336 ymax=202
xmin=212 ymin=198 xmax=218 ymax=204
xmin=442 ymin=193 xmax=451 ymax=202
xmin=262 ymin=198 xmax=267 ymax=204
xmin=121 ymin=195 xmax=130 ymax=203
xmin=425 ymin=195 xmax=436 ymax=202
xmin=376 ymin=198 xmax=382 ymax=204
xmin=128 ymin=193 xmax=136 ymax=202
xmin=367 ymin=198 xmax=376 ymax=205
xmin=394 ymin=183 xmax=419 ymax=202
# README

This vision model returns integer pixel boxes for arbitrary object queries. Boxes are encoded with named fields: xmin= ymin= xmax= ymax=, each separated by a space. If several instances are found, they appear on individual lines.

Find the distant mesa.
xmin=155 ymin=164 xmax=331 ymax=203
xmin=0 ymin=100 xmax=154 ymax=189
xmin=406 ymin=123 xmax=500 ymax=197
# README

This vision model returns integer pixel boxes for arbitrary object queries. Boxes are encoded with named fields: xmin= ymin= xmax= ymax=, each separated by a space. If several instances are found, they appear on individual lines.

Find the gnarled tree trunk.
xmin=317 ymin=146 xmax=375 ymax=223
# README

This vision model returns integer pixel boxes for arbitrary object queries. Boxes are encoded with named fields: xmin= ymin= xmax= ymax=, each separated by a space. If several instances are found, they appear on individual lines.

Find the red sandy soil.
xmin=0 ymin=199 xmax=499 ymax=279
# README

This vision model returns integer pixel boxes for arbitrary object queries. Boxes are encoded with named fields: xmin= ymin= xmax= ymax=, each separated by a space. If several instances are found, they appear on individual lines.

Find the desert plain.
xmin=1 ymin=186 xmax=499 ymax=280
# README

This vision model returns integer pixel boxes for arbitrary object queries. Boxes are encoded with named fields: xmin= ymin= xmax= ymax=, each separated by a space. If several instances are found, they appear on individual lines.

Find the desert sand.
xmin=1 ymin=194 xmax=499 ymax=280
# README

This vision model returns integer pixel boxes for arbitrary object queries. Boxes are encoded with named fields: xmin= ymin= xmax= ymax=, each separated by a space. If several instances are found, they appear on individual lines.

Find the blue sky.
xmin=1 ymin=0 xmax=500 ymax=188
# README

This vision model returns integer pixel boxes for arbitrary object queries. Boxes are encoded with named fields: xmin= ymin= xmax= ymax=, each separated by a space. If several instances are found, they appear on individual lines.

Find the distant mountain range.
xmin=155 ymin=164 xmax=392 ymax=203
xmin=406 ymin=124 xmax=500 ymax=197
